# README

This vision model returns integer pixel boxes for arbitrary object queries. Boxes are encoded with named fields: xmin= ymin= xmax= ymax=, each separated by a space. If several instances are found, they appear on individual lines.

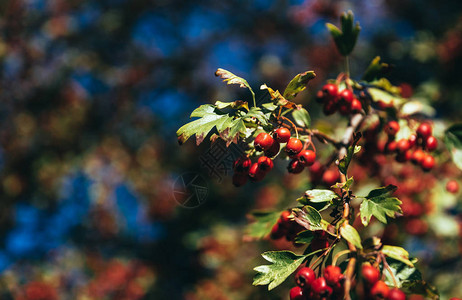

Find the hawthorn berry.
xmin=323 ymin=100 xmax=337 ymax=115
xmin=370 ymin=280 xmax=389 ymax=299
xmin=384 ymin=121 xmax=400 ymax=137
xmin=288 ymin=159 xmax=305 ymax=174
xmin=270 ymin=222 xmax=285 ymax=239
xmin=322 ymin=83 xmax=338 ymax=99
xmin=248 ymin=163 xmax=265 ymax=182
xmin=295 ymin=267 xmax=316 ymax=289
xmin=322 ymin=169 xmax=340 ymax=186
xmin=408 ymin=134 xmax=417 ymax=147
xmin=233 ymin=157 xmax=251 ymax=173
xmin=232 ymin=172 xmax=248 ymax=187
xmin=324 ymin=265 xmax=343 ymax=286
xmin=257 ymin=156 xmax=274 ymax=172
xmin=339 ymin=103 xmax=351 ymax=115
xmin=446 ymin=180 xmax=459 ymax=194
xmin=416 ymin=122 xmax=432 ymax=139
xmin=311 ymin=277 xmax=333 ymax=298
xmin=387 ymin=288 xmax=406 ymax=300
xmin=289 ymin=286 xmax=305 ymax=300
xmin=338 ymin=89 xmax=354 ymax=104
xmin=274 ymin=127 xmax=291 ymax=144
xmin=298 ymin=150 xmax=316 ymax=167
xmin=254 ymin=132 xmax=274 ymax=151
xmin=425 ymin=136 xmax=438 ymax=151
xmin=311 ymin=237 xmax=330 ymax=251
xmin=410 ymin=149 xmax=425 ymax=165
xmin=286 ymin=138 xmax=303 ymax=157
xmin=385 ymin=141 xmax=397 ymax=153
xmin=361 ymin=264 xmax=380 ymax=285
xmin=395 ymin=149 xmax=412 ymax=163
xmin=420 ymin=154 xmax=435 ymax=171
xmin=264 ymin=139 xmax=280 ymax=157
xmin=280 ymin=210 xmax=292 ymax=224
xmin=396 ymin=139 xmax=411 ymax=154
xmin=351 ymin=98 xmax=362 ymax=113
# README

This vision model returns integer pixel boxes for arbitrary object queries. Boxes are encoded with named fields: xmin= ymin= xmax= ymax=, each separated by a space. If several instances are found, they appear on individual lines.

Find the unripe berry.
xmin=286 ymin=138 xmax=303 ymax=157
xmin=416 ymin=122 xmax=432 ymax=139
xmin=420 ymin=154 xmax=435 ymax=171
xmin=289 ymin=286 xmax=305 ymax=300
xmin=233 ymin=157 xmax=251 ymax=173
xmin=387 ymin=288 xmax=406 ymax=300
xmin=324 ymin=265 xmax=343 ymax=286
xmin=288 ymin=159 xmax=305 ymax=174
xmin=248 ymin=163 xmax=265 ymax=182
xmin=264 ymin=139 xmax=280 ymax=157
xmin=370 ymin=280 xmax=389 ymax=299
xmin=322 ymin=169 xmax=340 ymax=186
xmin=446 ymin=180 xmax=459 ymax=194
xmin=311 ymin=277 xmax=333 ymax=298
xmin=295 ymin=267 xmax=316 ymax=289
xmin=232 ymin=172 xmax=248 ymax=187
xmin=257 ymin=156 xmax=274 ymax=172
xmin=338 ymin=89 xmax=354 ymax=104
xmin=274 ymin=127 xmax=291 ymax=144
xmin=425 ymin=136 xmax=438 ymax=151
xmin=254 ymin=132 xmax=274 ymax=151
xmin=351 ymin=98 xmax=362 ymax=113
xmin=410 ymin=149 xmax=425 ymax=165
xmin=361 ymin=264 xmax=380 ymax=285
xmin=298 ymin=150 xmax=316 ymax=167
xmin=384 ymin=121 xmax=400 ymax=137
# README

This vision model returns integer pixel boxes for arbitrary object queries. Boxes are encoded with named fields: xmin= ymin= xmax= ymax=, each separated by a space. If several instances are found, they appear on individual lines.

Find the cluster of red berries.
xmin=361 ymin=264 xmax=406 ymax=300
xmin=270 ymin=210 xmax=305 ymax=243
xmin=289 ymin=265 xmax=345 ymax=300
xmin=316 ymin=84 xmax=362 ymax=116
xmin=232 ymin=128 xmax=318 ymax=186
xmin=381 ymin=121 xmax=437 ymax=171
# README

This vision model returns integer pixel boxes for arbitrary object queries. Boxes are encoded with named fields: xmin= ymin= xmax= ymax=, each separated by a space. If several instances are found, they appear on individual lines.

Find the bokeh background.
xmin=0 ymin=0 xmax=461 ymax=299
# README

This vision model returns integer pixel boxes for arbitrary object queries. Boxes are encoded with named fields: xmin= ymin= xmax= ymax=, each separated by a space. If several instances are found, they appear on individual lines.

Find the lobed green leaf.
xmin=359 ymin=185 xmax=402 ymax=226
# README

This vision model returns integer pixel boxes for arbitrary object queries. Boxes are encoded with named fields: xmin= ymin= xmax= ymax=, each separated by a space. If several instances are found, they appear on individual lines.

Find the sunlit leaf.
xmin=215 ymin=100 xmax=249 ymax=111
xmin=292 ymin=206 xmax=322 ymax=230
xmin=177 ymin=113 xmax=231 ymax=145
xmin=260 ymin=84 xmax=300 ymax=109
xmin=292 ymin=108 xmax=311 ymax=128
xmin=215 ymin=68 xmax=251 ymax=90
xmin=382 ymin=245 xmax=413 ymax=267
xmin=340 ymin=224 xmax=362 ymax=249
xmin=359 ymin=185 xmax=402 ymax=226
xmin=362 ymin=56 xmax=390 ymax=82
xmin=283 ymin=71 xmax=316 ymax=100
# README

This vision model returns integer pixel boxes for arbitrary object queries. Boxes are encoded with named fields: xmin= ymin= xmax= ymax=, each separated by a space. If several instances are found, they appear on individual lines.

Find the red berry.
xmin=270 ymin=223 xmax=285 ymax=239
xmin=288 ymin=159 xmax=305 ymax=174
xmin=309 ymin=161 xmax=324 ymax=177
xmin=280 ymin=210 xmax=292 ymax=224
xmin=311 ymin=277 xmax=333 ymax=298
xmin=396 ymin=139 xmax=411 ymax=153
xmin=255 ymin=132 xmax=274 ymax=151
xmin=361 ymin=264 xmax=380 ymax=285
xmin=257 ymin=156 xmax=274 ymax=172
xmin=416 ymin=122 xmax=432 ymax=139
xmin=233 ymin=157 xmax=251 ymax=173
xmin=286 ymin=138 xmax=303 ymax=157
xmin=370 ymin=281 xmax=389 ymax=299
xmin=339 ymin=103 xmax=351 ymax=115
xmin=311 ymin=238 xmax=330 ymax=251
xmin=408 ymin=134 xmax=417 ymax=147
xmin=274 ymin=127 xmax=291 ymax=144
xmin=298 ymin=150 xmax=316 ymax=167
xmin=289 ymin=286 xmax=305 ymax=300
xmin=351 ymin=98 xmax=362 ymax=113
xmin=295 ymin=267 xmax=316 ymax=289
xmin=384 ymin=121 xmax=400 ymax=136
xmin=446 ymin=180 xmax=459 ymax=194
xmin=264 ymin=139 xmax=280 ymax=157
xmin=322 ymin=169 xmax=339 ymax=186
xmin=338 ymin=89 xmax=354 ymax=104
xmin=323 ymin=100 xmax=337 ymax=115
xmin=420 ymin=154 xmax=435 ymax=171
xmin=395 ymin=149 xmax=412 ymax=163
xmin=322 ymin=83 xmax=338 ymax=99
xmin=324 ymin=265 xmax=343 ymax=286
xmin=410 ymin=149 xmax=425 ymax=165
xmin=425 ymin=136 xmax=438 ymax=151
xmin=248 ymin=163 xmax=265 ymax=181
xmin=232 ymin=172 xmax=248 ymax=187
xmin=385 ymin=141 xmax=397 ymax=153
xmin=387 ymin=288 xmax=406 ymax=300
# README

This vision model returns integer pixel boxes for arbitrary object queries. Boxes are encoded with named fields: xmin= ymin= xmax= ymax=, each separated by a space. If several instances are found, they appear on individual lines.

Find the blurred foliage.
xmin=0 ymin=0 xmax=460 ymax=299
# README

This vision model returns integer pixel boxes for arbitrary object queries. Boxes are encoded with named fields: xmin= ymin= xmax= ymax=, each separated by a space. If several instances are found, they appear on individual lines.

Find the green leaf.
xmin=332 ymin=177 xmax=354 ymax=192
xmin=215 ymin=100 xmax=249 ymax=111
xmin=245 ymin=211 xmax=281 ymax=239
xmin=400 ymin=100 xmax=436 ymax=117
xmin=382 ymin=245 xmax=414 ymax=267
xmin=444 ymin=124 xmax=462 ymax=171
xmin=261 ymin=84 xmax=300 ymax=109
xmin=292 ymin=108 xmax=311 ymax=128
xmin=292 ymin=206 xmax=322 ymax=230
xmin=302 ymin=189 xmax=339 ymax=203
xmin=262 ymin=102 xmax=278 ymax=111
xmin=244 ymin=107 xmax=270 ymax=126
xmin=215 ymin=68 xmax=252 ymax=91
xmin=177 ymin=113 xmax=231 ymax=145
xmin=340 ymin=224 xmax=362 ymax=249
xmin=368 ymin=87 xmax=404 ymax=108
xmin=190 ymin=104 xmax=216 ymax=117
xmin=219 ymin=118 xmax=247 ymax=146
xmin=294 ymin=230 xmax=315 ymax=245
xmin=253 ymin=251 xmax=308 ymax=290
xmin=326 ymin=10 xmax=361 ymax=56
xmin=283 ymin=71 xmax=316 ymax=100
xmin=338 ymin=132 xmax=361 ymax=175
xmin=362 ymin=56 xmax=390 ymax=82
xmin=359 ymin=185 xmax=402 ymax=226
